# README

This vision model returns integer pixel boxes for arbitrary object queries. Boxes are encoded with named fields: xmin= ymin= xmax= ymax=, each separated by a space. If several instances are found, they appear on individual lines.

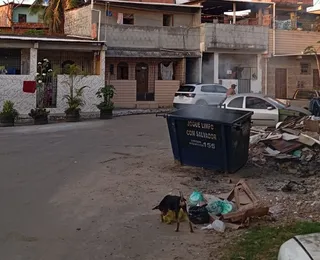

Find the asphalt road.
xmin=0 ymin=115 xmax=211 ymax=260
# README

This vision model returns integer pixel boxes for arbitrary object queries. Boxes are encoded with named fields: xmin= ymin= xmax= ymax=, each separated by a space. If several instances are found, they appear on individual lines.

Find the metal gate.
xmin=237 ymin=67 xmax=251 ymax=93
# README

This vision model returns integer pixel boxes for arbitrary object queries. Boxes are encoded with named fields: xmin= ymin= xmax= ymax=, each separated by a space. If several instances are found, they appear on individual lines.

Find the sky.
xmin=1 ymin=0 xmax=34 ymax=4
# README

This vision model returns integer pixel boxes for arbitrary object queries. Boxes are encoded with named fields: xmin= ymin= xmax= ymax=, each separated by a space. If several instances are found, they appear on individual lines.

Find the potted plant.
xmin=96 ymin=85 xmax=115 ymax=119
xmin=28 ymin=108 xmax=50 ymax=125
xmin=29 ymin=58 xmax=52 ymax=125
xmin=0 ymin=100 xmax=19 ymax=127
xmin=62 ymin=64 xmax=88 ymax=122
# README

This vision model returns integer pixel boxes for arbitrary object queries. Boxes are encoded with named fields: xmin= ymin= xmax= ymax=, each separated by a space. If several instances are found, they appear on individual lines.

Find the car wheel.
xmin=196 ymin=100 xmax=208 ymax=106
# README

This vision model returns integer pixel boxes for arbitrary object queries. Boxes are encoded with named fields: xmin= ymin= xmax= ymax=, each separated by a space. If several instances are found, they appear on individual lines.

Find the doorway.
xmin=275 ymin=68 xmax=287 ymax=98
xmin=313 ymin=69 xmax=320 ymax=90
xmin=135 ymin=63 xmax=151 ymax=101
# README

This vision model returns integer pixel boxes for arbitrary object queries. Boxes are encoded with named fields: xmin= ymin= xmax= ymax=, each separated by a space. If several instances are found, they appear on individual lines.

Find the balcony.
xmin=100 ymin=24 xmax=200 ymax=52
xmin=202 ymin=23 xmax=268 ymax=52
xmin=269 ymin=29 xmax=320 ymax=55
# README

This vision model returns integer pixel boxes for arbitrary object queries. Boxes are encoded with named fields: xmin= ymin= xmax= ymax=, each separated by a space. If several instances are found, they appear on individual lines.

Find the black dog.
xmin=152 ymin=192 xmax=194 ymax=232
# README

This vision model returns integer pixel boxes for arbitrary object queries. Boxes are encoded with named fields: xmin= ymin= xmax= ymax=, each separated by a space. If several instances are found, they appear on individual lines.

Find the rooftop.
xmin=0 ymin=34 xmax=105 ymax=44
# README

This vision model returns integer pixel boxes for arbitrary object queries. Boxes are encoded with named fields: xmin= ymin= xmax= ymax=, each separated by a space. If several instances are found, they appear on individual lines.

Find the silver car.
xmin=221 ymin=93 xmax=311 ymax=126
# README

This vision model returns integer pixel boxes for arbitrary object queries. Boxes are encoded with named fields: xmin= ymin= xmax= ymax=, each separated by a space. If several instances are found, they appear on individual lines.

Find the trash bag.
xmin=163 ymin=209 xmax=188 ymax=224
xmin=188 ymin=204 xmax=210 ymax=224
xmin=206 ymin=200 xmax=235 ymax=216
xmin=189 ymin=190 xmax=204 ymax=206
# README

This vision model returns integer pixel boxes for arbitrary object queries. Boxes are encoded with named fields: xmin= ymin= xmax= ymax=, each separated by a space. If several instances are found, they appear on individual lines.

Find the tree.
xmin=304 ymin=44 xmax=320 ymax=82
xmin=30 ymin=0 xmax=86 ymax=34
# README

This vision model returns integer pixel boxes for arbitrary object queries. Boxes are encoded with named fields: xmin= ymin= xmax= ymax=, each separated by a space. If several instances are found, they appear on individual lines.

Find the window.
xmin=18 ymin=14 xmax=27 ymax=23
xmin=109 ymin=64 xmax=114 ymax=75
xmin=117 ymin=62 xmax=128 ymax=80
xmin=295 ymin=90 xmax=317 ymax=100
xmin=300 ymin=63 xmax=311 ymax=75
xmin=214 ymin=85 xmax=227 ymax=93
xmin=228 ymin=97 xmax=244 ymax=108
xmin=0 ymin=48 xmax=22 ymax=75
xmin=178 ymin=85 xmax=195 ymax=92
xmin=61 ymin=60 xmax=75 ymax=74
xmin=201 ymin=85 xmax=215 ymax=93
xmin=246 ymin=97 xmax=273 ymax=109
xmin=123 ymin=13 xmax=134 ymax=25
xmin=163 ymin=14 xmax=173 ymax=26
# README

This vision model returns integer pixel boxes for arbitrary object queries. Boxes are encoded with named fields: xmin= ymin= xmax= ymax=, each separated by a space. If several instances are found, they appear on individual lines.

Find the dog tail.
xmin=152 ymin=205 xmax=159 ymax=210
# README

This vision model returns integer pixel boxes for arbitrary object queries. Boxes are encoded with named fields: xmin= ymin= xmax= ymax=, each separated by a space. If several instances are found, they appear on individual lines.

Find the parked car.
xmin=278 ymin=233 xmax=320 ymax=260
xmin=277 ymin=89 xmax=320 ymax=110
xmin=221 ymin=93 xmax=311 ymax=127
xmin=173 ymin=83 xmax=227 ymax=108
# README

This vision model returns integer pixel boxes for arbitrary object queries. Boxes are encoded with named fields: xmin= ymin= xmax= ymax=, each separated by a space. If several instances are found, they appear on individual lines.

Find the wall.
xmin=0 ymin=4 xmax=11 ymax=27
xmin=0 ymin=48 xmax=37 ymax=115
xmin=111 ymin=80 xmax=137 ymax=108
xmin=65 ymin=5 xmax=92 ymax=37
xmin=155 ymin=80 xmax=179 ymax=106
xmin=99 ymin=5 xmax=196 ymax=27
xmin=268 ymin=29 xmax=320 ymax=55
xmin=203 ymin=24 xmax=268 ymax=51
xmin=12 ymin=6 xmax=42 ymax=23
xmin=101 ymin=24 xmax=199 ymax=51
xmin=48 ymin=75 xmax=104 ymax=114
xmin=267 ymin=56 xmax=317 ymax=97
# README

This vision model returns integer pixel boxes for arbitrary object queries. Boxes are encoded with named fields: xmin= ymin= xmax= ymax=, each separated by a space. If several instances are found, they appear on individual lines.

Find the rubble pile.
xmin=248 ymin=116 xmax=320 ymax=176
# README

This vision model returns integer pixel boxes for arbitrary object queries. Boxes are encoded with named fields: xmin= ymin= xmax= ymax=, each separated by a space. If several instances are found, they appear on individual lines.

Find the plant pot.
xmin=100 ymin=109 xmax=113 ymax=119
xmin=0 ymin=115 xmax=14 ymax=127
xmin=33 ymin=115 xmax=49 ymax=125
xmin=65 ymin=110 xmax=80 ymax=122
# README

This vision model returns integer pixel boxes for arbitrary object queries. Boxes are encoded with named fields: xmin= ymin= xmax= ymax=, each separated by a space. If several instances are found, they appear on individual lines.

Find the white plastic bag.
xmin=201 ymin=220 xmax=226 ymax=233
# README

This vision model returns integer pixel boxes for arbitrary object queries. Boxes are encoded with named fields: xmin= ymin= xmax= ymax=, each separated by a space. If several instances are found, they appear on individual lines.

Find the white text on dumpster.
xmin=186 ymin=120 xmax=217 ymax=149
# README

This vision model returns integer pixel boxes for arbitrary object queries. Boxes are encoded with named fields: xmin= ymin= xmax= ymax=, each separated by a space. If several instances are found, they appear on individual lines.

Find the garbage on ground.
xmin=201 ymin=219 xmax=226 ymax=232
xmin=249 ymin=116 xmax=320 ymax=176
xmin=188 ymin=204 xmax=210 ymax=224
xmin=163 ymin=209 xmax=188 ymax=224
xmin=189 ymin=190 xmax=205 ymax=206
xmin=191 ymin=179 xmax=269 ymax=232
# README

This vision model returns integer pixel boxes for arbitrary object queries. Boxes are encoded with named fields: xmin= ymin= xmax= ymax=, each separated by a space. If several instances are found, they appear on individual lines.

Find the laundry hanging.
xmin=117 ymin=13 xmax=123 ymax=24
xmin=160 ymin=62 xmax=173 ymax=80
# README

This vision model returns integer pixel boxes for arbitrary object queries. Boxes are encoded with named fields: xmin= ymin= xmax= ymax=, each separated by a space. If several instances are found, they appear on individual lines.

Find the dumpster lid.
xmin=168 ymin=106 xmax=253 ymax=125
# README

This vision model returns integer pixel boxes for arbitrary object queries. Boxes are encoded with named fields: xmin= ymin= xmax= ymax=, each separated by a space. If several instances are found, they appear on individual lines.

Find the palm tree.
xmin=30 ymin=0 xmax=86 ymax=34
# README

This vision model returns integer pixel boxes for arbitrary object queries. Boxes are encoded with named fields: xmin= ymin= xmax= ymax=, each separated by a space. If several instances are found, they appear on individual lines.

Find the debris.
xmin=198 ymin=180 xmax=268 ymax=231
xmin=265 ymin=147 xmax=280 ymax=156
xmin=248 ymin=115 xmax=320 ymax=175
xmin=282 ymin=133 xmax=299 ymax=141
xmin=281 ymin=181 xmax=307 ymax=194
xmin=201 ymin=220 xmax=226 ymax=232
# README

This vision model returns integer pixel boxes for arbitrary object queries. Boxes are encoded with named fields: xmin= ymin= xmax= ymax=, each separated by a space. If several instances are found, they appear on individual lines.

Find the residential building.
xmin=0 ymin=2 xmax=48 ymax=35
xmin=266 ymin=0 xmax=320 ymax=99
xmin=64 ymin=0 xmax=202 ymax=108
xmin=0 ymin=35 xmax=105 ymax=115
xmin=186 ymin=0 xmax=270 ymax=94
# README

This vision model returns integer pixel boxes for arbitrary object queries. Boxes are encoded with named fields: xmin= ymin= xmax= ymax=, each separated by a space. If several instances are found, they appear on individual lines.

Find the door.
xmin=313 ymin=69 xmax=320 ymax=90
xmin=238 ymin=79 xmax=251 ymax=93
xmin=275 ymin=68 xmax=287 ymax=98
xmin=245 ymin=96 xmax=278 ymax=126
xmin=136 ymin=63 xmax=148 ymax=101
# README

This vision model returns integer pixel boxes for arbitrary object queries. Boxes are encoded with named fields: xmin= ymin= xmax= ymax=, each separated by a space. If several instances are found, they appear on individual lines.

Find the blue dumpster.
xmin=166 ymin=106 xmax=253 ymax=173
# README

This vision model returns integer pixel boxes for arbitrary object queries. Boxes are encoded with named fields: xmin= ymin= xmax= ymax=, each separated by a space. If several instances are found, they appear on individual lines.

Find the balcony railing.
xmin=100 ymin=24 xmax=200 ymax=51
xmin=202 ymin=23 xmax=268 ymax=51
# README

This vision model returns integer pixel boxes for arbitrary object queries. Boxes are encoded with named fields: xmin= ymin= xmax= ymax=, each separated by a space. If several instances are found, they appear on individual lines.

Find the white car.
xmin=278 ymin=233 xmax=320 ymax=260
xmin=221 ymin=93 xmax=311 ymax=127
xmin=173 ymin=83 xmax=227 ymax=109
